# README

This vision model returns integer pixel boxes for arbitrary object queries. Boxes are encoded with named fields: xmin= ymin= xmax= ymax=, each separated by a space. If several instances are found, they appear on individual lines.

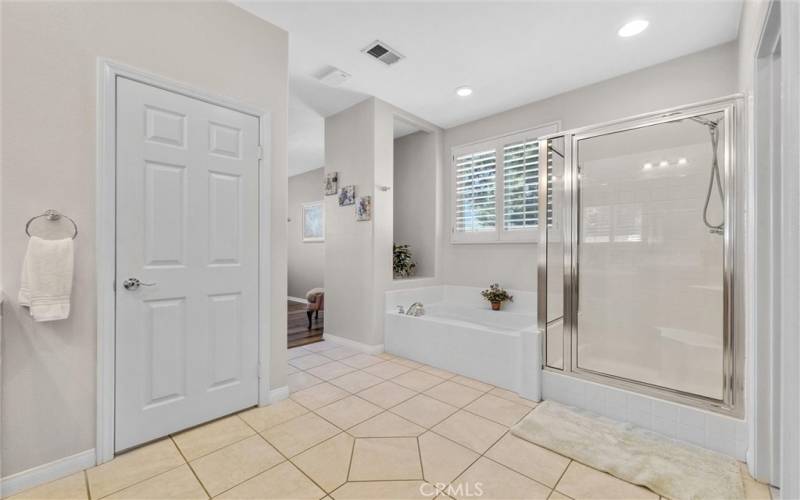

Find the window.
xmin=451 ymin=124 xmax=558 ymax=243
xmin=454 ymin=148 xmax=496 ymax=234
xmin=302 ymin=201 xmax=324 ymax=242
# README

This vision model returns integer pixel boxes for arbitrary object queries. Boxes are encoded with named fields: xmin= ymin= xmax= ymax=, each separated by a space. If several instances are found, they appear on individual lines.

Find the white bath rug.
xmin=511 ymin=400 xmax=744 ymax=500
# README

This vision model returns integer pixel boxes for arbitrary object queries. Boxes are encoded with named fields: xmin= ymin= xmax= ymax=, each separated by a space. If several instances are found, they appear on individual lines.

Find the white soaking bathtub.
xmin=384 ymin=286 xmax=541 ymax=400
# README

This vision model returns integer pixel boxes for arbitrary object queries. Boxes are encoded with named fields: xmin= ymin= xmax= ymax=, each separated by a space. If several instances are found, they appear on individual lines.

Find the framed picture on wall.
xmin=302 ymin=201 xmax=324 ymax=242
xmin=339 ymin=185 xmax=355 ymax=206
xmin=356 ymin=196 xmax=372 ymax=221
xmin=324 ymin=172 xmax=338 ymax=195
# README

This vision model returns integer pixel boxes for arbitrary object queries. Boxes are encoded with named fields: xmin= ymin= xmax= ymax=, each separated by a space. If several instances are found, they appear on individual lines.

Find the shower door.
xmin=539 ymin=98 xmax=741 ymax=414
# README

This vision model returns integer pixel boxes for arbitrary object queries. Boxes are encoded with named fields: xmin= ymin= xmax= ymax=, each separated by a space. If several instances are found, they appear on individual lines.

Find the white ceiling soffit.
xmin=235 ymin=1 xmax=741 ymax=129
xmin=393 ymin=117 xmax=422 ymax=139
xmin=288 ymin=91 xmax=325 ymax=176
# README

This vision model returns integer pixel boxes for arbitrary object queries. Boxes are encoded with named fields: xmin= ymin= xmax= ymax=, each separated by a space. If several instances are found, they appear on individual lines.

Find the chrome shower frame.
xmin=537 ymin=94 xmax=744 ymax=417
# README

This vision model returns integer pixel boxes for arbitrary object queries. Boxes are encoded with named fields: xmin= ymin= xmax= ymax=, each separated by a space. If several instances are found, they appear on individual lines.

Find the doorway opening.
xmin=287 ymin=155 xmax=325 ymax=347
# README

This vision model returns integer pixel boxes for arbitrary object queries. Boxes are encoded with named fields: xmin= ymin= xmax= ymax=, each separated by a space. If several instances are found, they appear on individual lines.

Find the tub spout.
xmin=405 ymin=302 xmax=425 ymax=316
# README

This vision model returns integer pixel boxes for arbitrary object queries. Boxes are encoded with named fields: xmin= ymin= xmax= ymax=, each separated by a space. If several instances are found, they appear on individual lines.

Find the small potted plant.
xmin=481 ymin=283 xmax=513 ymax=311
xmin=393 ymin=243 xmax=416 ymax=279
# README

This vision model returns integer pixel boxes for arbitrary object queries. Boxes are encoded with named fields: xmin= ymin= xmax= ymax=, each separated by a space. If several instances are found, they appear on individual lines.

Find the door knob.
xmin=122 ymin=278 xmax=156 ymax=290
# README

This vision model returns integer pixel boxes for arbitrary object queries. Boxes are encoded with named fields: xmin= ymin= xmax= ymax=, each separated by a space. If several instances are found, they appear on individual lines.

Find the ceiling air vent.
xmin=362 ymin=40 xmax=404 ymax=66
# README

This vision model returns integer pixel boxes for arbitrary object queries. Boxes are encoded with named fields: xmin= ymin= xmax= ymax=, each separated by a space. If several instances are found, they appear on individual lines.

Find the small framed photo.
xmin=356 ymin=196 xmax=372 ymax=221
xmin=324 ymin=172 xmax=338 ymax=196
xmin=338 ymin=185 xmax=355 ymax=206
xmin=302 ymin=201 xmax=324 ymax=242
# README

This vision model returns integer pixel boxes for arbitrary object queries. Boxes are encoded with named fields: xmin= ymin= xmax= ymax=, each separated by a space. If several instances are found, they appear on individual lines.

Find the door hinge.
xmin=257 ymin=361 xmax=263 ymax=379
xmin=257 ymin=146 xmax=264 ymax=160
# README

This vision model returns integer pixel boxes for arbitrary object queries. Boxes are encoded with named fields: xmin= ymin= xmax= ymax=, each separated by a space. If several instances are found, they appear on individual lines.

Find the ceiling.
xmin=288 ymin=92 xmax=325 ymax=177
xmin=234 ymin=1 xmax=742 ymax=175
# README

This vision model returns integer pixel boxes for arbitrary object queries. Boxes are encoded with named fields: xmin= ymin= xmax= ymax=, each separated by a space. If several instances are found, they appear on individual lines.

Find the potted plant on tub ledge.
xmin=481 ymin=284 xmax=513 ymax=311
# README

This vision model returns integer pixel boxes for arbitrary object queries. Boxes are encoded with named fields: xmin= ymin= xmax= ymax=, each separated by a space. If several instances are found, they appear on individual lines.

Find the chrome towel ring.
xmin=25 ymin=209 xmax=78 ymax=240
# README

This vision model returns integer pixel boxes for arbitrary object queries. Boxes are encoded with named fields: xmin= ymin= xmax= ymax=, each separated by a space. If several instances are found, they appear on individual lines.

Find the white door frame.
xmin=752 ymin=0 xmax=782 ymax=485
xmin=751 ymin=0 xmax=800 ymax=495
xmin=95 ymin=59 xmax=272 ymax=464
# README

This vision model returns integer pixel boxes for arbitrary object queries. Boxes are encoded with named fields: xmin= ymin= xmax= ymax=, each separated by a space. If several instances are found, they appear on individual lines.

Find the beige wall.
xmin=324 ymin=99 xmax=378 ymax=345
xmin=738 ymin=0 xmax=771 ymax=92
xmin=441 ymin=42 xmax=739 ymax=292
xmin=288 ymin=168 xmax=325 ymax=299
xmin=324 ymin=98 xmax=442 ymax=347
xmin=394 ymin=131 xmax=437 ymax=278
xmin=0 ymin=1 xmax=288 ymax=477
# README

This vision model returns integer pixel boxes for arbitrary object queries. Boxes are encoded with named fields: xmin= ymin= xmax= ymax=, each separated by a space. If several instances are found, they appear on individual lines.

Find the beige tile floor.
xmin=11 ymin=341 xmax=772 ymax=500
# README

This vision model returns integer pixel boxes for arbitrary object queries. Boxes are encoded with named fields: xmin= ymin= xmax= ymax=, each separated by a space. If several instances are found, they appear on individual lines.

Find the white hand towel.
xmin=18 ymin=236 xmax=74 ymax=321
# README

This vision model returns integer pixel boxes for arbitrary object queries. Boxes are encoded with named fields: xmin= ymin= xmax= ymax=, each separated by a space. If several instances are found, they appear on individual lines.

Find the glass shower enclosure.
xmin=538 ymin=96 xmax=743 ymax=415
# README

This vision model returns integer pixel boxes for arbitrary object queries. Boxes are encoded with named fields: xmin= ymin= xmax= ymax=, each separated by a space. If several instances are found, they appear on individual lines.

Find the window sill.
xmin=449 ymin=239 xmax=539 ymax=245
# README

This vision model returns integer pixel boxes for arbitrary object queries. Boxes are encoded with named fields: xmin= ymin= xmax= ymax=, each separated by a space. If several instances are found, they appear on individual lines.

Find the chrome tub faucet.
xmin=405 ymin=302 xmax=425 ymax=316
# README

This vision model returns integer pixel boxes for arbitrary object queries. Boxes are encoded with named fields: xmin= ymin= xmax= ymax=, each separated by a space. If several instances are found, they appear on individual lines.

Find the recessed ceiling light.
xmin=456 ymin=86 xmax=473 ymax=97
xmin=618 ymin=19 xmax=649 ymax=38
xmin=642 ymin=162 xmax=653 ymax=170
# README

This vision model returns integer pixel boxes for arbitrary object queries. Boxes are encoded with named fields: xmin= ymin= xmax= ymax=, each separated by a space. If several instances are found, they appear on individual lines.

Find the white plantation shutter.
xmin=454 ymin=148 xmax=496 ymax=233
xmin=503 ymin=140 xmax=541 ymax=230
xmin=451 ymin=124 xmax=558 ymax=243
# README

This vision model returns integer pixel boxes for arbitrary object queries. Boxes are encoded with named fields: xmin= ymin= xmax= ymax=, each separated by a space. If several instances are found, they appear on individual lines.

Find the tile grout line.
xmin=95 ymin=462 xmax=189 ymax=499
xmin=356 ymin=382 xmax=420 ymax=409
xmin=247 ymin=408 xmax=346 ymax=465
xmin=232 ymin=412 xmax=330 ymax=498
xmin=90 ymin=440 xmax=192 ymax=500
xmin=169 ymin=435 xmax=212 ymax=499
xmin=480 ymin=450 xmax=560 ymax=493
xmin=27 ymin=344 xmax=551 ymax=500
xmin=289 ymin=345 xmax=683 ymax=499
xmin=551 ymin=459 xmax=574 ymax=498
xmin=83 ymin=469 xmax=91 ymax=500
xmin=294 ymin=356 xmax=441 ymax=492
xmin=185 ymin=416 xmax=262 ymax=460
xmin=416 ymin=435 xmax=426 ymax=484
xmin=208 ymin=451 xmax=290 ymax=498
xmin=293 ymin=349 xmax=553 ymax=493
xmin=438 ymin=428 xmax=510 ymax=496
xmin=345 ymin=434 xmax=356 ymax=483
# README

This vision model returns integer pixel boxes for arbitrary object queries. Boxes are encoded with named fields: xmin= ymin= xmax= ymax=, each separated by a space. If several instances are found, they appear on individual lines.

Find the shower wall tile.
xmin=605 ymin=390 xmax=629 ymax=422
xmin=678 ymin=421 xmax=706 ymax=444
xmin=627 ymin=397 xmax=653 ymax=428
xmin=542 ymin=371 xmax=747 ymax=460
xmin=583 ymin=385 xmax=609 ymax=416
xmin=652 ymin=414 xmax=678 ymax=439
xmin=705 ymin=417 xmax=738 ymax=456
xmin=678 ymin=406 xmax=705 ymax=429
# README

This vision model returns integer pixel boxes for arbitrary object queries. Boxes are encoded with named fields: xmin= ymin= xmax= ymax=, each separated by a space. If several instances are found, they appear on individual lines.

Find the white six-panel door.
xmin=115 ymin=77 xmax=260 ymax=451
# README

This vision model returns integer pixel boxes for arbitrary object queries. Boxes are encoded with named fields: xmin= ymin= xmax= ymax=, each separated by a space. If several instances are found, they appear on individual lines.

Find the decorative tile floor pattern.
xmin=11 ymin=341 xmax=772 ymax=500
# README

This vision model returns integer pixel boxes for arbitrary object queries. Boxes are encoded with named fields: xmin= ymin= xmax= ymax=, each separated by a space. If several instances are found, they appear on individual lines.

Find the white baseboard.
xmin=268 ymin=385 xmax=290 ymax=403
xmin=323 ymin=332 xmax=384 ymax=355
xmin=0 ymin=448 xmax=95 ymax=498
xmin=287 ymin=296 xmax=308 ymax=304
